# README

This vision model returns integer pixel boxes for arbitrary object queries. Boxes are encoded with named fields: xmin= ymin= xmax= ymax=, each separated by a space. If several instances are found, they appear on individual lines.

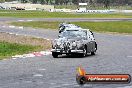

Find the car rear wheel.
xmin=91 ymin=52 xmax=95 ymax=55
xmin=91 ymin=43 xmax=97 ymax=55
xmin=95 ymin=42 xmax=97 ymax=51
xmin=52 ymin=52 xmax=59 ymax=58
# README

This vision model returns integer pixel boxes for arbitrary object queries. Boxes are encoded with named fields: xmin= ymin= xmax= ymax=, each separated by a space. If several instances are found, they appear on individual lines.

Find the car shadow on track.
xmin=57 ymin=54 xmax=97 ymax=58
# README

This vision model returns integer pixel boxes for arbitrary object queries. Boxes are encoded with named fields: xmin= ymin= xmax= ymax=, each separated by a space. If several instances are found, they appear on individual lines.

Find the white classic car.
xmin=51 ymin=28 xmax=97 ymax=58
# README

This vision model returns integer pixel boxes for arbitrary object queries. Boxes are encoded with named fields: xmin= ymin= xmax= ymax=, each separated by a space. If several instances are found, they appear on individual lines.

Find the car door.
xmin=86 ymin=31 xmax=92 ymax=53
xmin=89 ymin=31 xmax=96 ymax=52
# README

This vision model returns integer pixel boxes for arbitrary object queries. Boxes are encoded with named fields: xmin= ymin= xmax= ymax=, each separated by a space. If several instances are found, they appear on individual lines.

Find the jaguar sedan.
xmin=51 ymin=29 xmax=97 ymax=58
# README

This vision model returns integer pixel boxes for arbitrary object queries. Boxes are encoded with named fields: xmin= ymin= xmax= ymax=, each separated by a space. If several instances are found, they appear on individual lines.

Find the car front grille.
xmin=63 ymin=42 xmax=70 ymax=51
xmin=54 ymin=42 xmax=71 ymax=52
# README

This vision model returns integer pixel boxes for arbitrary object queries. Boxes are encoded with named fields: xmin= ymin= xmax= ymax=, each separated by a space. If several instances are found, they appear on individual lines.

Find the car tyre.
xmin=95 ymin=42 xmax=97 ymax=51
xmin=83 ymin=47 xmax=87 ymax=56
xmin=52 ymin=52 xmax=58 ymax=58
xmin=80 ymin=46 xmax=87 ymax=57
xmin=91 ymin=52 xmax=95 ymax=55
xmin=91 ymin=43 xmax=97 ymax=55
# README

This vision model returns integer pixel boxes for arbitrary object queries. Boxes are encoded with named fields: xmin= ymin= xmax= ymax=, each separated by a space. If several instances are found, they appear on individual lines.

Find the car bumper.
xmin=51 ymin=49 xmax=84 ymax=54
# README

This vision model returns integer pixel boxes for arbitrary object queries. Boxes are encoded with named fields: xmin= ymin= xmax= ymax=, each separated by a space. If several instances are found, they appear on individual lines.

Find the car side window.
xmin=87 ymin=31 xmax=95 ymax=41
xmin=87 ymin=32 xmax=91 ymax=41
xmin=90 ymin=30 xmax=94 ymax=37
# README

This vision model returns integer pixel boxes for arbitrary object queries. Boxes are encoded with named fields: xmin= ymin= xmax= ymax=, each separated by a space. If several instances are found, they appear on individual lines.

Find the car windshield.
xmin=60 ymin=30 xmax=87 ymax=39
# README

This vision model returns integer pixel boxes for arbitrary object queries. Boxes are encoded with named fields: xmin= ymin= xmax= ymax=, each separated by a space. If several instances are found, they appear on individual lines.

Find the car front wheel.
xmin=83 ymin=47 xmax=87 ymax=56
xmin=80 ymin=47 xmax=87 ymax=57
xmin=52 ymin=52 xmax=59 ymax=58
xmin=91 ymin=52 xmax=95 ymax=55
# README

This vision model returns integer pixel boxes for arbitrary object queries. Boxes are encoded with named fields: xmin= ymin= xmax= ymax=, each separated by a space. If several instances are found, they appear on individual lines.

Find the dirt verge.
xmin=0 ymin=32 xmax=51 ymax=50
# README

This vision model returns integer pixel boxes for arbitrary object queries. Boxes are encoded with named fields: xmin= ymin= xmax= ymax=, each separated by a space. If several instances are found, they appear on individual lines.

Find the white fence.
xmin=50 ymin=8 xmax=132 ymax=13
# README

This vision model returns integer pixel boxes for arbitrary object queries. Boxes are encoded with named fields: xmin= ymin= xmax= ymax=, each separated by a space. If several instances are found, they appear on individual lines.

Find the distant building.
xmin=77 ymin=3 xmax=87 ymax=12
xmin=0 ymin=1 xmax=54 ymax=11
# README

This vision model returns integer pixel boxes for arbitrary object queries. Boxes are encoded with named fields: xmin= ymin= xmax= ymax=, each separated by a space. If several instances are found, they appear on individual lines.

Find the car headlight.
xmin=52 ymin=39 xmax=60 ymax=47
xmin=52 ymin=40 xmax=56 ymax=47
xmin=72 ymin=41 xmax=77 ymax=47
xmin=69 ymin=41 xmax=77 ymax=49
xmin=56 ymin=41 xmax=61 ymax=46
xmin=60 ymin=44 xmax=64 ymax=48
xmin=53 ymin=39 xmax=62 ymax=46
xmin=76 ymin=41 xmax=83 ymax=48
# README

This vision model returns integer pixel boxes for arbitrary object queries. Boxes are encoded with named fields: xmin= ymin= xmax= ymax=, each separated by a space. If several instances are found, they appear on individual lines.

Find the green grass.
xmin=73 ymin=21 xmax=132 ymax=34
xmin=0 ymin=10 xmax=132 ymax=18
xmin=11 ymin=21 xmax=132 ymax=34
xmin=0 ymin=41 xmax=42 ymax=60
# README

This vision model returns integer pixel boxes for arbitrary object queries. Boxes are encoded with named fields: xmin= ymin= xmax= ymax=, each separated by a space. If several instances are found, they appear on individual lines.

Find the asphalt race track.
xmin=1 ymin=17 xmax=132 ymax=22
xmin=0 ymin=18 xmax=132 ymax=88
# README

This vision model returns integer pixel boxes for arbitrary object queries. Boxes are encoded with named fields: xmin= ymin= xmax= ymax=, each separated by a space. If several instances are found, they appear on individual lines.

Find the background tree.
xmin=40 ymin=0 xmax=45 ymax=4
xmin=1 ymin=0 xmax=132 ymax=6
xmin=72 ymin=0 xmax=79 ymax=5
xmin=32 ymin=0 xmax=37 ymax=4
xmin=0 ymin=0 xmax=5 ymax=3
xmin=103 ymin=0 xmax=110 ymax=8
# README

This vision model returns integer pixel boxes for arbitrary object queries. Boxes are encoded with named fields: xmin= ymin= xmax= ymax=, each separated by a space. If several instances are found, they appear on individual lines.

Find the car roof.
xmin=65 ymin=26 xmax=81 ymax=29
xmin=61 ymin=23 xmax=80 ymax=27
xmin=64 ymin=28 xmax=90 ymax=32
xmin=60 ymin=23 xmax=91 ymax=32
